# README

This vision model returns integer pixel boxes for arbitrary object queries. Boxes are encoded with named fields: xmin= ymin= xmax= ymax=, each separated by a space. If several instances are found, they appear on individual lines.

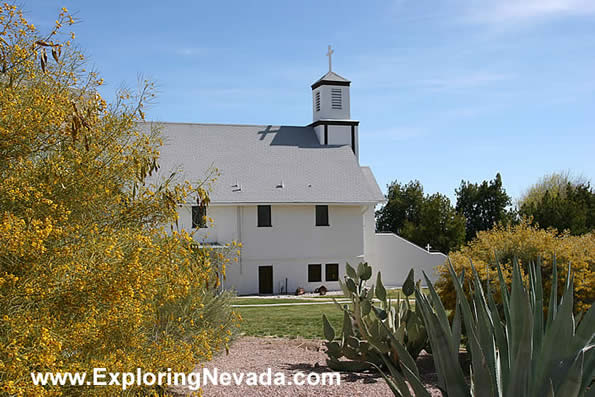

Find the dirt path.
xmin=173 ymin=337 xmax=442 ymax=396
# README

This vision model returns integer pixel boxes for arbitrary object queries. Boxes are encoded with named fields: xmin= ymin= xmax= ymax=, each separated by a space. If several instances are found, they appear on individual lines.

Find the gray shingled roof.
xmin=141 ymin=122 xmax=384 ymax=204
xmin=313 ymin=71 xmax=350 ymax=84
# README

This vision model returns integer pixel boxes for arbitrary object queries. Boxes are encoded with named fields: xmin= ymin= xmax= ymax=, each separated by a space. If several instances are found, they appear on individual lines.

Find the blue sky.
xmin=26 ymin=0 xmax=595 ymax=203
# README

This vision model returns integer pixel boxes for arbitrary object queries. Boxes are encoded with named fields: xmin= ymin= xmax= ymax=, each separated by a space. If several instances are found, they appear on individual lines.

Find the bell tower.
xmin=310 ymin=45 xmax=360 ymax=159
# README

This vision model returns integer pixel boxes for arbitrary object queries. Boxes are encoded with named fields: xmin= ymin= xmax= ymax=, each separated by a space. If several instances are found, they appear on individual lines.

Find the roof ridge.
xmin=141 ymin=121 xmax=309 ymax=129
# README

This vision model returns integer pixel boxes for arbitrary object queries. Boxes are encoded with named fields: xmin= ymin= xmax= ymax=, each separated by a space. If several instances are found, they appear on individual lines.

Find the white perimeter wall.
xmin=372 ymin=233 xmax=447 ymax=287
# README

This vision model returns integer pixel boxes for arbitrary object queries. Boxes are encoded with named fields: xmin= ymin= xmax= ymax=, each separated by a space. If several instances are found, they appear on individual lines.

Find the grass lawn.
xmin=309 ymin=288 xmax=427 ymax=299
xmin=235 ymin=303 xmax=343 ymax=339
xmin=233 ymin=298 xmax=322 ymax=305
xmin=235 ymin=299 xmax=416 ymax=339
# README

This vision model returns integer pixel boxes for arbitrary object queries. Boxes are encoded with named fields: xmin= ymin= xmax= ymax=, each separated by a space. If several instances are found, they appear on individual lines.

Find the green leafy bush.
xmin=436 ymin=220 xmax=594 ymax=313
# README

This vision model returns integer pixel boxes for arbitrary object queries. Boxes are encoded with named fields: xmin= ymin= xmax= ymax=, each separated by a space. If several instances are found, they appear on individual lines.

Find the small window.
xmin=331 ymin=88 xmax=342 ymax=110
xmin=257 ymin=205 xmax=272 ymax=227
xmin=191 ymin=205 xmax=207 ymax=229
xmin=315 ymin=205 xmax=329 ymax=226
xmin=315 ymin=91 xmax=321 ymax=112
xmin=308 ymin=264 xmax=322 ymax=282
xmin=326 ymin=263 xmax=339 ymax=281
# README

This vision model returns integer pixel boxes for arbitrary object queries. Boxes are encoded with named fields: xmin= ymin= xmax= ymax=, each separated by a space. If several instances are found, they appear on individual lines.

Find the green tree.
xmin=375 ymin=180 xmax=424 ymax=234
xmin=376 ymin=181 xmax=466 ymax=253
xmin=520 ymin=182 xmax=594 ymax=235
xmin=455 ymin=173 xmax=513 ymax=242
xmin=518 ymin=172 xmax=594 ymax=235
xmin=518 ymin=170 xmax=589 ymax=207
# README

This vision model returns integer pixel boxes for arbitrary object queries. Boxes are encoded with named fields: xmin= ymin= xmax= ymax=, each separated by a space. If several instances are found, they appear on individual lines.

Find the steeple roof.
xmin=311 ymin=71 xmax=351 ymax=89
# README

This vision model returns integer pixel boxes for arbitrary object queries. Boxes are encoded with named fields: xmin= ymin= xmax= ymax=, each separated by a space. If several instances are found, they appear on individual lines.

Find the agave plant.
xmin=368 ymin=258 xmax=594 ymax=396
xmin=321 ymin=263 xmax=428 ymax=372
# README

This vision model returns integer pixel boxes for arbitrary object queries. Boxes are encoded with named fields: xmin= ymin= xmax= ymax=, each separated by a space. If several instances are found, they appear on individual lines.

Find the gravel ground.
xmin=173 ymin=337 xmax=443 ymax=396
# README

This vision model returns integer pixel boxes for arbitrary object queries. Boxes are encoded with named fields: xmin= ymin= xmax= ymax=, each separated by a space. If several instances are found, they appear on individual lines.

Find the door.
xmin=258 ymin=266 xmax=273 ymax=294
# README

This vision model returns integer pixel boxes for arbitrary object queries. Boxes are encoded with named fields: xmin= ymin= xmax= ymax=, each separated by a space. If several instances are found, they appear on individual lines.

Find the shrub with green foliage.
xmin=436 ymin=220 xmax=594 ymax=313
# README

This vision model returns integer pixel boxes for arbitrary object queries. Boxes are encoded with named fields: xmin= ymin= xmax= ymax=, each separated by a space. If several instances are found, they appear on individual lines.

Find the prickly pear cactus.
xmin=321 ymin=263 xmax=428 ymax=372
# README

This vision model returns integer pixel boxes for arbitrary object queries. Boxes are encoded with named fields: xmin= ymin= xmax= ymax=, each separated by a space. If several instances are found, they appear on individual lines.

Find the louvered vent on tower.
xmin=314 ymin=91 xmax=321 ymax=112
xmin=331 ymin=88 xmax=342 ymax=110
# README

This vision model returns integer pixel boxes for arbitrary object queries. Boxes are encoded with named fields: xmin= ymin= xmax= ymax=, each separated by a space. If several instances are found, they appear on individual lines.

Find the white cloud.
xmin=464 ymin=0 xmax=595 ymax=23
xmin=367 ymin=127 xmax=426 ymax=142
xmin=415 ymin=71 xmax=513 ymax=90
xmin=176 ymin=47 xmax=207 ymax=56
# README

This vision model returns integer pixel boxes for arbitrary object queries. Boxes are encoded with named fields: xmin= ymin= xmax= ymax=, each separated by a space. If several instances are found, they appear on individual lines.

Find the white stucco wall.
xmin=176 ymin=205 xmax=448 ymax=294
xmin=177 ymin=204 xmax=366 ymax=295
xmin=372 ymin=233 xmax=447 ymax=287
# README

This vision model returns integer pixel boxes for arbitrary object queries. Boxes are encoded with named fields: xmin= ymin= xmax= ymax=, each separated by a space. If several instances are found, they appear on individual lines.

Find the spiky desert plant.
xmin=370 ymin=258 xmax=594 ymax=397
xmin=321 ymin=263 xmax=428 ymax=373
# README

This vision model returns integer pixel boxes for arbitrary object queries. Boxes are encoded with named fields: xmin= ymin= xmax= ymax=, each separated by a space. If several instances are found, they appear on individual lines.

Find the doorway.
xmin=258 ymin=265 xmax=273 ymax=294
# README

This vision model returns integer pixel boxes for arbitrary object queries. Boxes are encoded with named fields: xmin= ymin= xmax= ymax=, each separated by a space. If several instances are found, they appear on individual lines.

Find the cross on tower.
xmin=425 ymin=243 xmax=432 ymax=252
xmin=326 ymin=45 xmax=334 ymax=72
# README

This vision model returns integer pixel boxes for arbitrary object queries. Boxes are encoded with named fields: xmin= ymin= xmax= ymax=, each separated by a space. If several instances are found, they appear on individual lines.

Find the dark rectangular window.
xmin=308 ymin=264 xmax=321 ymax=282
xmin=191 ymin=205 xmax=207 ymax=229
xmin=326 ymin=263 xmax=339 ymax=281
xmin=257 ymin=205 xmax=272 ymax=227
xmin=315 ymin=205 xmax=329 ymax=226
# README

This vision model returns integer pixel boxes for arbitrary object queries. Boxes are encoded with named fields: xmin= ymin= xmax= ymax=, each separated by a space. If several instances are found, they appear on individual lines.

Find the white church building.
xmin=149 ymin=49 xmax=446 ymax=295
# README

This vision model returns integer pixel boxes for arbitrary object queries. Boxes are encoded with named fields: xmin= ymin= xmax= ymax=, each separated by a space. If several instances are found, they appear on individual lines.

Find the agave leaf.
xmin=361 ymin=298 xmax=372 ymax=316
xmin=533 ymin=261 xmax=576 ymax=395
xmin=342 ymin=310 xmax=353 ymax=339
xmin=371 ymin=305 xmax=388 ymax=321
xmin=470 ymin=260 xmax=498 ymax=382
xmin=580 ymin=345 xmax=595 ymax=395
xmin=415 ymin=288 xmax=469 ymax=396
xmin=422 ymin=269 xmax=451 ymax=338
xmin=345 ymin=263 xmax=357 ymax=280
xmin=546 ymin=380 xmax=555 ymax=397
xmin=575 ymin=306 xmax=595 ymax=391
xmin=346 ymin=278 xmax=357 ymax=294
xmin=546 ymin=256 xmax=558 ymax=330
xmin=326 ymin=341 xmax=342 ymax=357
xmin=555 ymin=350 xmax=584 ymax=397
xmin=338 ymin=279 xmax=351 ymax=297
xmin=375 ymin=271 xmax=387 ymax=302
xmin=360 ymin=264 xmax=372 ymax=281
xmin=486 ymin=285 xmax=509 ymax=389
xmin=369 ymin=360 xmax=413 ymax=397
xmin=346 ymin=336 xmax=360 ymax=349
xmin=505 ymin=261 xmax=533 ymax=396
xmin=357 ymin=262 xmax=366 ymax=278
xmin=322 ymin=314 xmax=335 ymax=341
xmin=531 ymin=260 xmax=544 ymax=360
xmin=402 ymin=268 xmax=415 ymax=296
xmin=399 ymin=359 xmax=432 ymax=397
xmin=451 ymin=298 xmax=462 ymax=363
xmin=496 ymin=262 xmax=511 ymax=327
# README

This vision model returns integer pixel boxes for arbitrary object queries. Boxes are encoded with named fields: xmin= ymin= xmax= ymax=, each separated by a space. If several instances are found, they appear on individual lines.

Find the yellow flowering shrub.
xmin=435 ymin=220 xmax=594 ymax=314
xmin=0 ymin=5 xmax=238 ymax=395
